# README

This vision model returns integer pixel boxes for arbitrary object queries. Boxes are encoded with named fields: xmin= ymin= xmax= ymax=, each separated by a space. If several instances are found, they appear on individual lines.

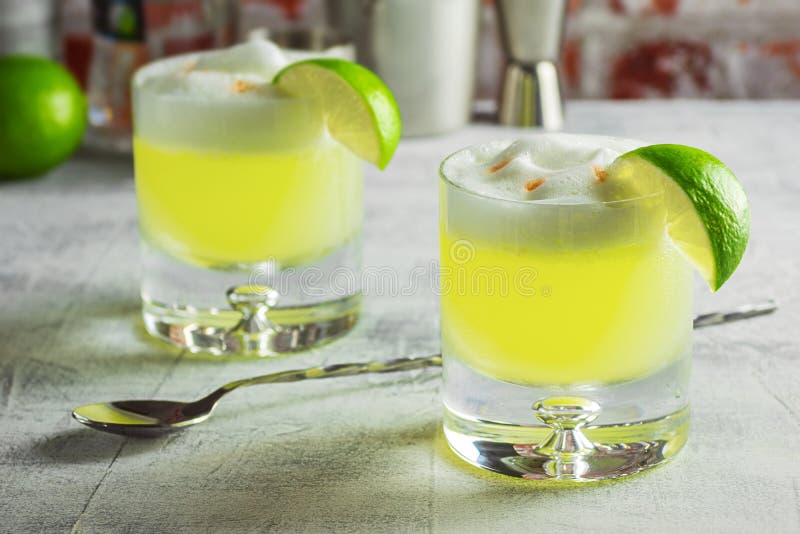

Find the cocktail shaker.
xmin=326 ymin=0 xmax=480 ymax=137
xmin=0 ymin=0 xmax=55 ymax=58
xmin=496 ymin=0 xmax=566 ymax=129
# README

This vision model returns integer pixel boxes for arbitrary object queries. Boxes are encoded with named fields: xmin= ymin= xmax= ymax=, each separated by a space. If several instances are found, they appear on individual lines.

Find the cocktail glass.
xmin=439 ymin=139 xmax=693 ymax=480
xmin=132 ymin=50 xmax=362 ymax=356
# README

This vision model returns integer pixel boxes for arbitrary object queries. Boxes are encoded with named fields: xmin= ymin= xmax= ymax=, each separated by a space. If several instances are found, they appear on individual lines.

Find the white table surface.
xmin=1 ymin=101 xmax=798 ymax=533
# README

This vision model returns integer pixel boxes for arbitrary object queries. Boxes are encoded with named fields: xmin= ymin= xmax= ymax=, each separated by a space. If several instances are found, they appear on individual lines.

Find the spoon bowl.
xmin=72 ymin=355 xmax=444 ymax=436
xmin=73 ymin=400 xmax=212 ymax=437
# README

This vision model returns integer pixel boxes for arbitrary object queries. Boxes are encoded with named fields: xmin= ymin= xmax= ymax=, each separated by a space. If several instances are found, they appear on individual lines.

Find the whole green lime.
xmin=0 ymin=55 xmax=87 ymax=179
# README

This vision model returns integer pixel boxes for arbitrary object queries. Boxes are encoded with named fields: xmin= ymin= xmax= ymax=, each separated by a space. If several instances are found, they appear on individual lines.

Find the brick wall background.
xmin=56 ymin=0 xmax=800 ymax=101
xmin=561 ymin=0 xmax=800 ymax=98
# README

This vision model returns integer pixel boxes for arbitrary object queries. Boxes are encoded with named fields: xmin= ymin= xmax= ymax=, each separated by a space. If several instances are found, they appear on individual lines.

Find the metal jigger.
xmin=496 ymin=0 xmax=566 ymax=129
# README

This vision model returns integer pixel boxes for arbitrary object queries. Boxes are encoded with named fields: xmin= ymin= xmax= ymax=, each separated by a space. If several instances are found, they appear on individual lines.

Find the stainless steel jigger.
xmin=496 ymin=0 xmax=566 ymax=129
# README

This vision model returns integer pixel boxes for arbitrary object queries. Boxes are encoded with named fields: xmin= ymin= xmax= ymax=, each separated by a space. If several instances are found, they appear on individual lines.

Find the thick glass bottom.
xmin=143 ymin=293 xmax=360 ymax=357
xmin=442 ymin=351 xmax=691 ymax=481
xmin=444 ymin=405 xmax=688 ymax=481
xmin=139 ymin=235 xmax=361 ymax=357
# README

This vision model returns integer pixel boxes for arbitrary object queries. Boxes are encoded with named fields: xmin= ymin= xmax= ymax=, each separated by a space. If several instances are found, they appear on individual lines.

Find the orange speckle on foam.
xmin=487 ymin=158 xmax=512 ymax=174
xmin=592 ymin=165 xmax=608 ymax=184
xmin=230 ymin=80 xmax=256 ymax=94
xmin=524 ymin=177 xmax=546 ymax=192
xmin=180 ymin=60 xmax=197 ymax=76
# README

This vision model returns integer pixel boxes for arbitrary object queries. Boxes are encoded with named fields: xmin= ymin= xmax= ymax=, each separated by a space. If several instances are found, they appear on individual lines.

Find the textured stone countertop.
xmin=1 ymin=101 xmax=798 ymax=533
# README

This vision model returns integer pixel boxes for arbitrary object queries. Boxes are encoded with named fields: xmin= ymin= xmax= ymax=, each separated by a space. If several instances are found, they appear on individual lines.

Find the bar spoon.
xmin=72 ymin=301 xmax=776 ymax=436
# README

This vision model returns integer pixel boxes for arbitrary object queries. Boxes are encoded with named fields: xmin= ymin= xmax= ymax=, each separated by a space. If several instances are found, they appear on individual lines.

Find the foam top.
xmin=441 ymin=134 xmax=667 ymax=250
xmin=132 ymin=38 xmax=348 ymax=151
xmin=442 ymin=134 xmax=644 ymax=204
xmin=134 ymin=37 xmax=348 ymax=101
xmin=134 ymin=39 xmax=281 ymax=101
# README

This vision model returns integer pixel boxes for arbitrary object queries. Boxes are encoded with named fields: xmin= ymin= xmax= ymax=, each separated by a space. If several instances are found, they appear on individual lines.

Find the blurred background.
xmin=2 ymin=0 xmax=800 ymax=157
xmin=559 ymin=0 xmax=800 ymax=99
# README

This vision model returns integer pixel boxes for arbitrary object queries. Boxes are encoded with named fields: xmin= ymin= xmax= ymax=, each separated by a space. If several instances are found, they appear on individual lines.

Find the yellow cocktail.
xmin=440 ymin=222 xmax=692 ymax=386
xmin=440 ymin=135 xmax=694 ymax=481
xmin=134 ymin=136 xmax=362 ymax=268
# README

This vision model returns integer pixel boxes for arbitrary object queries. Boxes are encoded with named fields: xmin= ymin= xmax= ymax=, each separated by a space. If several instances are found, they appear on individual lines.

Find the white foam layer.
xmin=440 ymin=134 xmax=667 ymax=250
xmin=135 ymin=37 xmax=353 ymax=102
xmin=135 ymin=39 xmax=288 ymax=101
xmin=443 ymin=134 xmax=644 ymax=204
xmin=132 ymin=38 xmax=348 ymax=151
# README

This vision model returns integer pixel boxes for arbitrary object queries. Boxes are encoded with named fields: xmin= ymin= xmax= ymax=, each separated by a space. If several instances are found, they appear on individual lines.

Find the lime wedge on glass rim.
xmin=273 ymin=58 xmax=401 ymax=169
xmin=605 ymin=144 xmax=750 ymax=291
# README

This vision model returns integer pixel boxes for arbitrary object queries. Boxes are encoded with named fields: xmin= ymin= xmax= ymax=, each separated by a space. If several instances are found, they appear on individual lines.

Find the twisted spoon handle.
xmin=209 ymin=355 xmax=443 ymax=399
xmin=692 ymin=300 xmax=777 ymax=328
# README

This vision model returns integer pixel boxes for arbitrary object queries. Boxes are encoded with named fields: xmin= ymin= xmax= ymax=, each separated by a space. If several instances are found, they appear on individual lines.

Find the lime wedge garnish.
xmin=606 ymin=144 xmax=750 ymax=291
xmin=273 ymin=58 xmax=401 ymax=169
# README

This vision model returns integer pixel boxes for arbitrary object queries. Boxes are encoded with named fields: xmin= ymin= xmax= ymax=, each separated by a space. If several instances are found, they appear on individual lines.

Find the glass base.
xmin=142 ymin=294 xmax=360 ymax=357
xmin=442 ymin=350 xmax=691 ymax=481
xmin=444 ymin=404 xmax=688 ymax=482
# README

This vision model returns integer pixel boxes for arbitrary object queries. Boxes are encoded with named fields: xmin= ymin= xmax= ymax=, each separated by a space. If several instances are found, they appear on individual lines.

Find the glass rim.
xmin=438 ymin=141 xmax=663 ymax=208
